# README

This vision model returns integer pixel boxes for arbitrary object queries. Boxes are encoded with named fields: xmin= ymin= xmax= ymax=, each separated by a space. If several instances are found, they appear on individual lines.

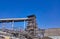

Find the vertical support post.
xmin=12 ymin=20 xmax=14 ymax=30
xmin=24 ymin=20 xmax=25 ymax=30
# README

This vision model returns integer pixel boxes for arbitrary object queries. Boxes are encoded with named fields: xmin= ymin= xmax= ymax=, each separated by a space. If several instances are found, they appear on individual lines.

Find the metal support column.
xmin=12 ymin=20 xmax=14 ymax=30
xmin=24 ymin=20 xmax=25 ymax=30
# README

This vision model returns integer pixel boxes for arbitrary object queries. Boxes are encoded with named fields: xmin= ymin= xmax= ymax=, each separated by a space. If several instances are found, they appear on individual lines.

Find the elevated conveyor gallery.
xmin=0 ymin=15 xmax=39 ymax=39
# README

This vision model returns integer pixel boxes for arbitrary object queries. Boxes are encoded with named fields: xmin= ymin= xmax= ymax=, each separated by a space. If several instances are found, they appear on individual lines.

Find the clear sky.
xmin=0 ymin=0 xmax=60 ymax=29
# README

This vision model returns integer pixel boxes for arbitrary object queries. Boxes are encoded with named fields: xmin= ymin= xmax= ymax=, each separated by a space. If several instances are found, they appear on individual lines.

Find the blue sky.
xmin=0 ymin=0 xmax=60 ymax=29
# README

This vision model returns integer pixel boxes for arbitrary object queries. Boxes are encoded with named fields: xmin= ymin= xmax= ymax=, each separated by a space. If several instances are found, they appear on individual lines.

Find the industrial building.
xmin=0 ymin=15 xmax=60 ymax=39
